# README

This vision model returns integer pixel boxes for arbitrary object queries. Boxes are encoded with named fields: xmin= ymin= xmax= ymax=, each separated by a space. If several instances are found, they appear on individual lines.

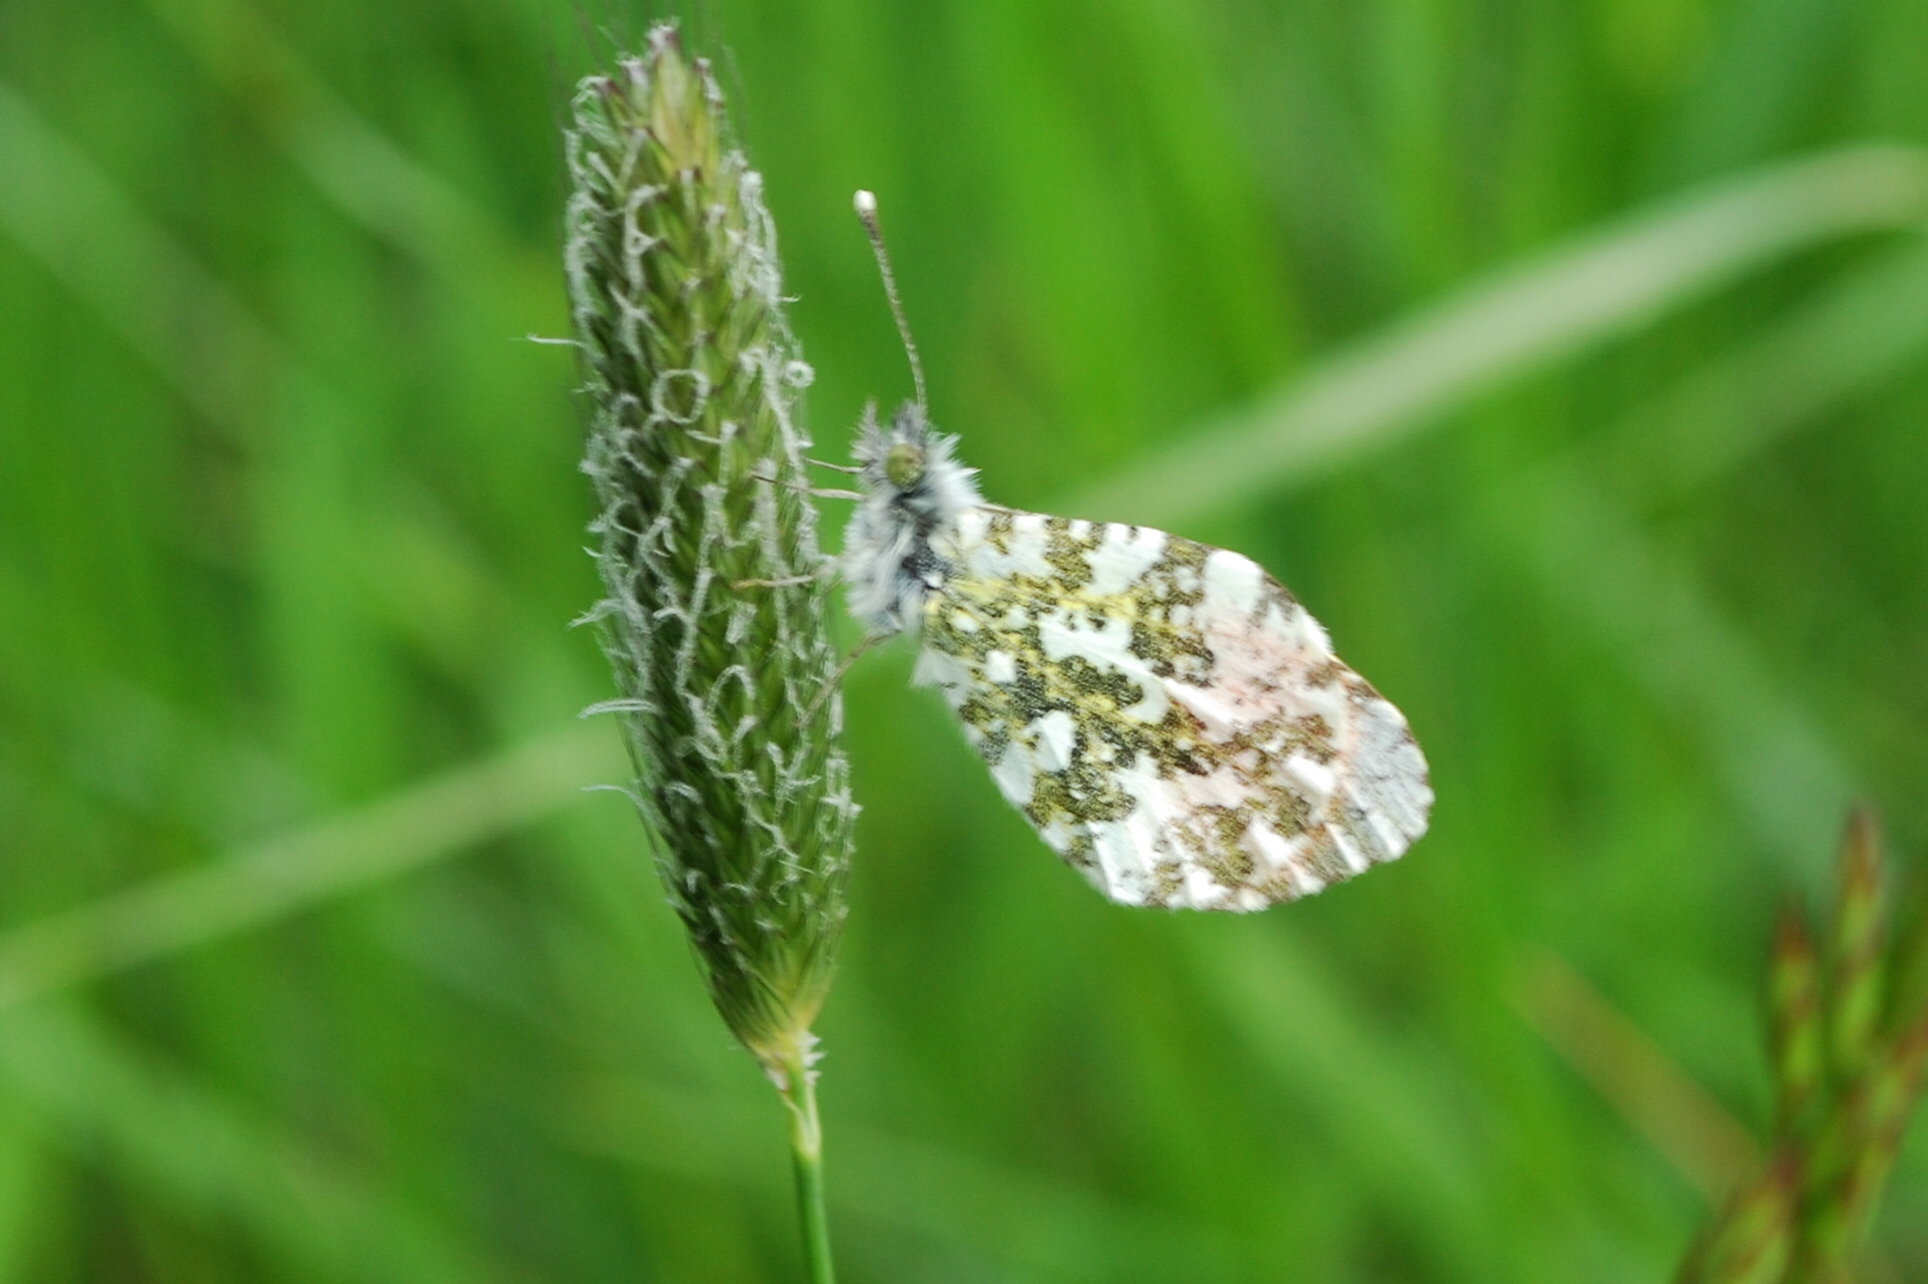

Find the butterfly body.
xmin=843 ymin=402 xmax=1431 ymax=911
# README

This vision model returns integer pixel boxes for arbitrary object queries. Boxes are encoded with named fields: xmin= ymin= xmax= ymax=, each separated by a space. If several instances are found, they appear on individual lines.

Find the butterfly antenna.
xmin=854 ymin=189 xmax=927 ymax=414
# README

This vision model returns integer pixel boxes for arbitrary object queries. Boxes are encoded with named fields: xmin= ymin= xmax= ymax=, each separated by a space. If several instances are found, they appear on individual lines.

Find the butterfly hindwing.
xmin=911 ymin=507 xmax=1432 ymax=911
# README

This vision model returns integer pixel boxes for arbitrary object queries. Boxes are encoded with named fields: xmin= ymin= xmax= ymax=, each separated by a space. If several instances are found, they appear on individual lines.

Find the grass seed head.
xmin=564 ymin=24 xmax=856 ymax=1070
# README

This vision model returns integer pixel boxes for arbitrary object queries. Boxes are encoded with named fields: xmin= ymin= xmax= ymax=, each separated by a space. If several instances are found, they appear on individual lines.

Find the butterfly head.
xmin=884 ymin=439 xmax=926 ymax=490
xmin=843 ymin=401 xmax=982 ymax=635
xmin=854 ymin=401 xmax=980 ymax=523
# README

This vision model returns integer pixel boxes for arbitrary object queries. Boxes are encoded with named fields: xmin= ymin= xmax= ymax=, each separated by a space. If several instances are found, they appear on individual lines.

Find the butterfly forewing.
xmin=912 ymin=507 xmax=1432 ymax=911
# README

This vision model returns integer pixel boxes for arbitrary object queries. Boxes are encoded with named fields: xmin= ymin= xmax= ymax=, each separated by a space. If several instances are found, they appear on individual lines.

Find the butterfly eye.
xmin=884 ymin=441 xmax=926 ymax=489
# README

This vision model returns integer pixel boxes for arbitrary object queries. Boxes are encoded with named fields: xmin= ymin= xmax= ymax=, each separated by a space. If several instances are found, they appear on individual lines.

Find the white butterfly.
xmin=838 ymin=195 xmax=1431 ymax=911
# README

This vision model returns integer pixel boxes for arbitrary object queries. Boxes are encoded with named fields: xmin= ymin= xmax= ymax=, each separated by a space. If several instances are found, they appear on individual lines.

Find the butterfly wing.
xmin=915 ymin=507 xmax=1431 ymax=911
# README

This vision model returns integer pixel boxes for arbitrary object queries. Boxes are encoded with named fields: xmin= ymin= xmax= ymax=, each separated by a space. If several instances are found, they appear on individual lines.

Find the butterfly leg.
xmin=798 ymin=631 xmax=885 ymax=724
xmin=730 ymin=564 xmax=840 ymax=591
xmin=747 ymin=470 xmax=863 ymax=501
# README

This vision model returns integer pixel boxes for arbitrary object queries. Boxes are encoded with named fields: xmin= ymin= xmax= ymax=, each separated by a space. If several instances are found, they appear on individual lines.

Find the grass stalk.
xmin=777 ymin=1040 xmax=836 ymax=1284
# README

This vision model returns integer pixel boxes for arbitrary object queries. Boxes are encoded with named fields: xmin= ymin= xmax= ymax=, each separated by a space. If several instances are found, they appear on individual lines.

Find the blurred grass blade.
xmin=1073 ymin=145 xmax=1928 ymax=525
xmin=1602 ymin=239 xmax=1928 ymax=499
xmin=1182 ymin=927 xmax=1493 ymax=1279
xmin=1477 ymin=461 xmax=1853 ymax=869
xmin=0 ymin=725 xmax=608 ymax=1010
xmin=1519 ymin=950 xmax=1758 ymax=1199
xmin=1513 ymin=283 xmax=1928 ymax=908
xmin=568 ymin=1073 xmax=1243 ymax=1283
xmin=0 ymin=1095 xmax=43 ymax=1279
xmin=0 ymin=1003 xmax=525 ymax=1283
xmin=0 ymin=74 xmax=280 ymax=439
xmin=1472 ymin=238 xmax=1928 ymax=875
xmin=1891 ymin=884 xmax=1928 ymax=1040
xmin=1656 ymin=0 xmax=1845 ymax=180
xmin=139 ymin=0 xmax=517 ymax=269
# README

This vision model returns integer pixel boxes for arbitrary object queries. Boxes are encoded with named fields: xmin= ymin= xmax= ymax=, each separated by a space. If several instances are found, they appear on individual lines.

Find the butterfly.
xmin=837 ymin=195 xmax=1431 ymax=911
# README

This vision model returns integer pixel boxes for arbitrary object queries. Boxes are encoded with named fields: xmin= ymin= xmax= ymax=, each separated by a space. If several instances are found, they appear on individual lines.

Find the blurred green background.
xmin=3 ymin=0 xmax=1927 ymax=1279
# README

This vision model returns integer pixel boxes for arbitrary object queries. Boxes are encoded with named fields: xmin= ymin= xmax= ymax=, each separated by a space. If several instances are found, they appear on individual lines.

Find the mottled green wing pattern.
xmin=912 ymin=507 xmax=1431 ymax=911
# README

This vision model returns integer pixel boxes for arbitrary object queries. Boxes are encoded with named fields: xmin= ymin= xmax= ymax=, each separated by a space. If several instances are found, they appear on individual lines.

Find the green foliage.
xmin=1681 ymin=814 xmax=1928 ymax=1283
xmin=1 ymin=0 xmax=1926 ymax=1281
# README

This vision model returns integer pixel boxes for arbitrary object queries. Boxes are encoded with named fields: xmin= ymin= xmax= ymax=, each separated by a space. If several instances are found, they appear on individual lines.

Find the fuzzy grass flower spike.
xmin=564 ymin=25 xmax=854 ymax=1279
xmin=1678 ymin=811 xmax=1928 ymax=1284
